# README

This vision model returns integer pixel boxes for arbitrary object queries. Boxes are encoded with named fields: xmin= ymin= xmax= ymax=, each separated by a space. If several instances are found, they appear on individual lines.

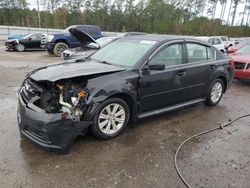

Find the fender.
xmin=208 ymin=60 xmax=231 ymax=92
xmin=84 ymin=70 xmax=139 ymax=121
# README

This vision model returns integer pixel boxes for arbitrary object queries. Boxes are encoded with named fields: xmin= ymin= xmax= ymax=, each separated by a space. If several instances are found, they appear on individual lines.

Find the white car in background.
xmin=195 ymin=36 xmax=226 ymax=53
xmin=217 ymin=36 xmax=234 ymax=49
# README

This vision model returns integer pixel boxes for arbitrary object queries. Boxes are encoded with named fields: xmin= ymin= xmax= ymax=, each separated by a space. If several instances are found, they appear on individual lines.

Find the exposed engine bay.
xmin=22 ymin=78 xmax=88 ymax=121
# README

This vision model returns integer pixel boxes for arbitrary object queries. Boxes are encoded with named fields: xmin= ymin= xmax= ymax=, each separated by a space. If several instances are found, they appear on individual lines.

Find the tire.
xmin=53 ymin=42 xmax=68 ymax=57
xmin=91 ymin=98 xmax=130 ymax=139
xmin=47 ymin=49 xmax=54 ymax=55
xmin=206 ymin=79 xmax=224 ymax=106
xmin=15 ymin=43 xmax=25 ymax=52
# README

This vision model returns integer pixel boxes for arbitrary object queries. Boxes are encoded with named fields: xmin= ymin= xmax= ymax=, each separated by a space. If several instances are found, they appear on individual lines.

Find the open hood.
xmin=231 ymin=54 xmax=250 ymax=63
xmin=69 ymin=27 xmax=97 ymax=45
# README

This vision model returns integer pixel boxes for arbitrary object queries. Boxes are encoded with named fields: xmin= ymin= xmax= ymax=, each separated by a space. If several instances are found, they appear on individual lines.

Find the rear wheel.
xmin=15 ymin=43 xmax=25 ymax=52
xmin=53 ymin=42 xmax=68 ymax=57
xmin=206 ymin=79 xmax=224 ymax=106
xmin=92 ymin=98 xmax=130 ymax=139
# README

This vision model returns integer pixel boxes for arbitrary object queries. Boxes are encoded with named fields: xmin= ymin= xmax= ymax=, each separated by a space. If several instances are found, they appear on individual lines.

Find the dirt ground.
xmin=0 ymin=44 xmax=249 ymax=188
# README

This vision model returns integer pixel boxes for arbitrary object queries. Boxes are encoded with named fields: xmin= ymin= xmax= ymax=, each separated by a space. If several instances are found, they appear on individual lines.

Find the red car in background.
xmin=227 ymin=39 xmax=250 ymax=54
xmin=230 ymin=44 xmax=250 ymax=80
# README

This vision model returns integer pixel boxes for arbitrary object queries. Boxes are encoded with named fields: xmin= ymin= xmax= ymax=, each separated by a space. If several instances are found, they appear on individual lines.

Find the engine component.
xmin=57 ymin=82 xmax=87 ymax=121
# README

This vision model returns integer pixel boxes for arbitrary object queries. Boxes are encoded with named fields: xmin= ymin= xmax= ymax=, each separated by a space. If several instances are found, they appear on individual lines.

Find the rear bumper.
xmin=17 ymin=93 xmax=91 ymax=153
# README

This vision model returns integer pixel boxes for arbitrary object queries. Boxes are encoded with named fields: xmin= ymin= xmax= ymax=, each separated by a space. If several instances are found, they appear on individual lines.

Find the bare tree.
xmin=220 ymin=0 xmax=226 ymax=21
xmin=231 ymin=0 xmax=240 ymax=26
xmin=227 ymin=0 xmax=233 ymax=24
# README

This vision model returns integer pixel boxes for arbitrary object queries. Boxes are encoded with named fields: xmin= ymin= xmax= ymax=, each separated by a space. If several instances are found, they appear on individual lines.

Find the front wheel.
xmin=15 ymin=43 xmax=25 ymax=52
xmin=92 ymin=98 xmax=130 ymax=139
xmin=47 ymin=49 xmax=54 ymax=55
xmin=53 ymin=42 xmax=68 ymax=57
xmin=206 ymin=79 xmax=224 ymax=106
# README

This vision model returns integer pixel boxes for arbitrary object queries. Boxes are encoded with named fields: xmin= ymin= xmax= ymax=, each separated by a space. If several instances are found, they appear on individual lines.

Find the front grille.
xmin=20 ymin=79 xmax=42 ymax=103
xmin=234 ymin=62 xmax=246 ymax=70
xmin=40 ymin=34 xmax=48 ymax=44
xmin=247 ymin=63 xmax=250 ymax=70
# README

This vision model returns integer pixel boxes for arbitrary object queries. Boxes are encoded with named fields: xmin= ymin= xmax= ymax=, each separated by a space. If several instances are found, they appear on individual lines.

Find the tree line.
xmin=0 ymin=0 xmax=250 ymax=37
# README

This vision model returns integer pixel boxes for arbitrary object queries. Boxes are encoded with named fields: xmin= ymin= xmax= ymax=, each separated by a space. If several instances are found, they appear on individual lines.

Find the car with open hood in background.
xmin=62 ymin=29 xmax=146 ymax=60
xmin=5 ymin=33 xmax=43 ymax=52
xmin=229 ymin=44 xmax=250 ymax=80
xmin=17 ymin=35 xmax=234 ymax=153
xmin=41 ymin=25 xmax=102 ymax=57
xmin=227 ymin=39 xmax=250 ymax=54
xmin=62 ymin=27 xmax=120 ymax=60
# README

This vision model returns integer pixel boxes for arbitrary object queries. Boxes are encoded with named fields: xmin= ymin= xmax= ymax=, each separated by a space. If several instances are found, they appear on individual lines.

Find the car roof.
xmin=122 ymin=34 xmax=202 ymax=43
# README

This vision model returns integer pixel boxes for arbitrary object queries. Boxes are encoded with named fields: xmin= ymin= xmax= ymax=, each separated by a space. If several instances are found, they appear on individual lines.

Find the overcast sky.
xmin=27 ymin=0 xmax=248 ymax=26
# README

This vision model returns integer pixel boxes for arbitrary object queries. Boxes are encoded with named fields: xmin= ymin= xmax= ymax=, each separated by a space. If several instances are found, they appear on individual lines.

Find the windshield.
xmin=90 ymin=39 xmax=156 ymax=67
xmin=96 ymin=37 xmax=115 ymax=47
xmin=63 ymin=26 xmax=75 ymax=33
xmin=236 ymin=44 xmax=250 ymax=54
xmin=220 ymin=37 xmax=228 ymax=42
xmin=23 ymin=34 xmax=33 ymax=39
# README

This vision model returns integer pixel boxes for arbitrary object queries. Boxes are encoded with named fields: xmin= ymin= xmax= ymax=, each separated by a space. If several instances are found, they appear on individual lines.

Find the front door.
xmin=139 ymin=42 xmax=187 ymax=113
xmin=26 ymin=34 xmax=41 ymax=49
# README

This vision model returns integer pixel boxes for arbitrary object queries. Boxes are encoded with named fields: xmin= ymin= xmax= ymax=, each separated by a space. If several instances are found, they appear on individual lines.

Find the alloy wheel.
xmin=210 ymin=82 xmax=223 ymax=103
xmin=98 ymin=103 xmax=126 ymax=135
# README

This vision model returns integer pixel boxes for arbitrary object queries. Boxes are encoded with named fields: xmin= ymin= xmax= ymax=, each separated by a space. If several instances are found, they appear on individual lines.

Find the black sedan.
xmin=17 ymin=35 xmax=234 ymax=153
xmin=5 ymin=33 xmax=43 ymax=52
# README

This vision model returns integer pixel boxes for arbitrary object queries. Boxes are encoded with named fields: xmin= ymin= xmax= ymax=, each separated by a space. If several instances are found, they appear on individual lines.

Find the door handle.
xmin=210 ymin=65 xmax=217 ymax=71
xmin=177 ymin=70 xmax=186 ymax=76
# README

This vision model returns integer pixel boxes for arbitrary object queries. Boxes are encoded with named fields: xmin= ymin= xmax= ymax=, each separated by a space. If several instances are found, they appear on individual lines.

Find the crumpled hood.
xmin=28 ymin=60 xmax=125 ymax=82
xmin=5 ymin=38 xmax=25 ymax=43
xmin=230 ymin=54 xmax=250 ymax=63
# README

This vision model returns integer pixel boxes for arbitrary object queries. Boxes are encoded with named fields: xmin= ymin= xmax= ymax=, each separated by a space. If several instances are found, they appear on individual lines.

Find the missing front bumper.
xmin=18 ymin=93 xmax=91 ymax=153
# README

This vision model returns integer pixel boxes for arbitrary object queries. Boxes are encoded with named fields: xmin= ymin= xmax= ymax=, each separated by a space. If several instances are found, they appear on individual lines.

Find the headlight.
xmin=47 ymin=35 xmax=54 ymax=42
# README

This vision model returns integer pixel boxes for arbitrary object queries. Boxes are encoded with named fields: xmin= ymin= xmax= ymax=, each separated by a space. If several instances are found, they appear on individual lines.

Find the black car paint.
xmin=5 ymin=34 xmax=42 ymax=50
xmin=17 ymin=36 xmax=234 ymax=153
xmin=28 ymin=61 xmax=125 ymax=82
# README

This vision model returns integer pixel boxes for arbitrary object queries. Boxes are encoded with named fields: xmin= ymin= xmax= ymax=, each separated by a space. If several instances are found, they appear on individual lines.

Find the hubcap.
xmin=57 ymin=44 xmax=67 ymax=55
xmin=17 ymin=44 xmax=24 ymax=51
xmin=98 ymin=103 xmax=126 ymax=135
xmin=210 ymin=82 xmax=223 ymax=103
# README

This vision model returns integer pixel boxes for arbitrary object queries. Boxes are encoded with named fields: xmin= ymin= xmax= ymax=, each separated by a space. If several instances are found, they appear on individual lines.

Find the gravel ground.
xmin=0 ymin=44 xmax=249 ymax=188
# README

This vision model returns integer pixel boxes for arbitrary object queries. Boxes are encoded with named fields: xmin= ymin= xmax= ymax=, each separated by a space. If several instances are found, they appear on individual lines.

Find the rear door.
xmin=139 ymin=41 xmax=187 ymax=112
xmin=181 ymin=41 xmax=217 ymax=100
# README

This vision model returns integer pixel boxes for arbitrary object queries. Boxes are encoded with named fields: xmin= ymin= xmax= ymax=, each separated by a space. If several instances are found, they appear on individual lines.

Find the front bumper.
xmin=5 ymin=43 xmax=15 ymax=50
xmin=43 ymin=42 xmax=55 ymax=51
xmin=234 ymin=69 xmax=250 ymax=80
xmin=18 ymin=93 xmax=91 ymax=153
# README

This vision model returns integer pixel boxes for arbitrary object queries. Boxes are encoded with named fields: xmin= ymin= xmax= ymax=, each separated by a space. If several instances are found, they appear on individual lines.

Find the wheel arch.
xmin=85 ymin=91 xmax=137 ymax=122
xmin=217 ymin=75 xmax=227 ymax=93
xmin=107 ymin=93 xmax=134 ymax=117
xmin=54 ymin=39 xmax=69 ymax=46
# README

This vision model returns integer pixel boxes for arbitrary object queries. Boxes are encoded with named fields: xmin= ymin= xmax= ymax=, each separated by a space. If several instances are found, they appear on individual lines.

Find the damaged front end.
xmin=18 ymin=77 xmax=92 ymax=153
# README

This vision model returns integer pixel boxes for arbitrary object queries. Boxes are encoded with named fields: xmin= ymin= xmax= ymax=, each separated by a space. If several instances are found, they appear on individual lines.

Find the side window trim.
xmin=184 ymin=41 xmax=217 ymax=64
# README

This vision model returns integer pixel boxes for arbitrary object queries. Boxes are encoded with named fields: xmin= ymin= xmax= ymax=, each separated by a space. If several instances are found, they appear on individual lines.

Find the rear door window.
xmin=186 ymin=43 xmax=215 ymax=63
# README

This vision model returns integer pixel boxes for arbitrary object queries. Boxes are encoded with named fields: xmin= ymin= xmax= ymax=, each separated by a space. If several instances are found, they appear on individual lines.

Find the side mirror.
xmin=148 ymin=64 xmax=165 ymax=70
xmin=28 ymin=37 xmax=32 ymax=41
xmin=86 ymin=43 xmax=100 ymax=49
